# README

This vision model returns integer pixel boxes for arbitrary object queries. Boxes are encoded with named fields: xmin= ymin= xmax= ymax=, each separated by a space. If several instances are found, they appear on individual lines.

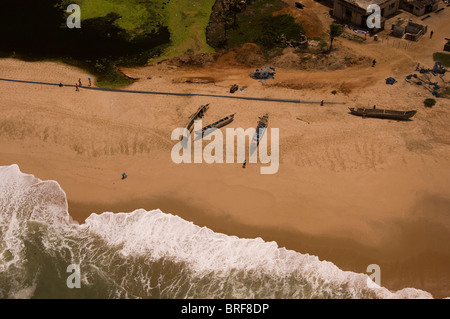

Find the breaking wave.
xmin=0 ymin=164 xmax=433 ymax=299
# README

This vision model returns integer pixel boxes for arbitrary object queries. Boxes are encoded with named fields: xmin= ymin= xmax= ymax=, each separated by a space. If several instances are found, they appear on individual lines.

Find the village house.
xmin=332 ymin=0 xmax=400 ymax=30
xmin=391 ymin=18 xmax=428 ymax=40
xmin=399 ymin=0 xmax=439 ymax=16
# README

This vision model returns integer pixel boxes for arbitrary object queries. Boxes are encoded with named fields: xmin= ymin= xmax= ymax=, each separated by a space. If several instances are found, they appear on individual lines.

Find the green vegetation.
xmin=433 ymin=52 xmax=450 ymax=67
xmin=225 ymin=0 xmax=304 ymax=51
xmin=1 ymin=0 xmax=217 ymax=88
xmin=328 ymin=23 xmax=343 ymax=52
xmin=70 ymin=0 xmax=216 ymax=62
xmin=331 ymin=90 xmax=338 ymax=95
xmin=63 ymin=0 xmax=165 ymax=36
xmin=424 ymin=98 xmax=436 ymax=107
xmin=158 ymin=0 xmax=216 ymax=60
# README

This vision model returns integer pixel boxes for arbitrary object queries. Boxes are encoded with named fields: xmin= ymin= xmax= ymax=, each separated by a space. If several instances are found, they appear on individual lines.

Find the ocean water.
xmin=0 ymin=164 xmax=433 ymax=299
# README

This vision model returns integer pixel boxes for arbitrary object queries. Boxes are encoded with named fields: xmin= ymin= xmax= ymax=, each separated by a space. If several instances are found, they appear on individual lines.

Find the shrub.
xmin=424 ymin=98 xmax=436 ymax=107
xmin=433 ymin=52 xmax=450 ymax=67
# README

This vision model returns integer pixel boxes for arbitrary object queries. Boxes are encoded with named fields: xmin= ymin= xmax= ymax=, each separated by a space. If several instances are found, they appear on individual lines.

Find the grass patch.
xmin=71 ymin=0 xmax=216 ymax=62
xmin=65 ymin=0 xmax=166 ymax=36
xmin=1 ymin=1 xmax=217 ymax=88
xmin=157 ymin=0 xmax=216 ymax=60
xmin=226 ymin=0 xmax=304 ymax=52
xmin=433 ymin=52 xmax=450 ymax=67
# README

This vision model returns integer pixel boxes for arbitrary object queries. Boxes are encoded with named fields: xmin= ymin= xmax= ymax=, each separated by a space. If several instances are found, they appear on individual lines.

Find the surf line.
xmin=0 ymin=78 xmax=346 ymax=105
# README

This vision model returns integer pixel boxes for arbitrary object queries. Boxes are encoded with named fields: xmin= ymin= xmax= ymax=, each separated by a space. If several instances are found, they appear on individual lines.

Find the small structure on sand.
xmin=250 ymin=67 xmax=275 ymax=80
xmin=391 ymin=19 xmax=427 ymax=41
xmin=230 ymin=84 xmax=239 ymax=93
xmin=391 ymin=18 xmax=409 ymax=37
xmin=404 ymin=21 xmax=427 ymax=41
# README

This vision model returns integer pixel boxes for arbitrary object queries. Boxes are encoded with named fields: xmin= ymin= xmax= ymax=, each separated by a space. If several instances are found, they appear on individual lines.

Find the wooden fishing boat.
xmin=252 ymin=113 xmax=269 ymax=145
xmin=180 ymin=104 xmax=210 ymax=141
xmin=185 ymin=104 xmax=210 ymax=133
xmin=348 ymin=107 xmax=417 ymax=120
xmin=195 ymin=113 xmax=235 ymax=137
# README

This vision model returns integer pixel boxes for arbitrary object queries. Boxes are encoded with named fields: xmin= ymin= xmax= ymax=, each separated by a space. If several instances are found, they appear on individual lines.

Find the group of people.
xmin=59 ymin=77 xmax=93 ymax=91
xmin=75 ymin=77 xmax=92 ymax=91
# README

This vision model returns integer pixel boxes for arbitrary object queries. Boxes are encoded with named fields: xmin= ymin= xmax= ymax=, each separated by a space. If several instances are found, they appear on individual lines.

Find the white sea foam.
xmin=0 ymin=164 xmax=435 ymax=299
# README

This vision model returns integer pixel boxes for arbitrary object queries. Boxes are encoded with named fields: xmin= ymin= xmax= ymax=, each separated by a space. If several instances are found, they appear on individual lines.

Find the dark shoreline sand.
xmin=69 ymin=197 xmax=450 ymax=298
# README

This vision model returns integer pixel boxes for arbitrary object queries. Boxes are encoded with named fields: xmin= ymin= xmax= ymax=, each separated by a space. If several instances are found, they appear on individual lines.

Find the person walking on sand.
xmin=242 ymin=160 xmax=246 ymax=168
xmin=372 ymin=59 xmax=376 ymax=67
xmin=78 ymin=78 xmax=82 ymax=87
xmin=75 ymin=83 xmax=79 ymax=91
xmin=320 ymin=100 xmax=324 ymax=106
xmin=430 ymin=30 xmax=434 ymax=39
xmin=88 ymin=77 xmax=92 ymax=86
xmin=373 ymin=105 xmax=376 ymax=110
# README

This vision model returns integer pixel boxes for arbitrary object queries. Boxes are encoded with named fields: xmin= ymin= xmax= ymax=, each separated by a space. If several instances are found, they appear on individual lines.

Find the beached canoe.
xmin=348 ymin=107 xmax=417 ymax=120
xmin=252 ymin=113 xmax=269 ymax=145
xmin=185 ymin=104 xmax=210 ymax=133
xmin=195 ymin=113 xmax=235 ymax=137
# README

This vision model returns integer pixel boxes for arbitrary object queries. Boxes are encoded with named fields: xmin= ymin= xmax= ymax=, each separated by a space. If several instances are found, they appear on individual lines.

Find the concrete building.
xmin=333 ymin=0 xmax=400 ymax=30
xmin=391 ymin=18 xmax=409 ymax=37
xmin=400 ymin=0 xmax=439 ymax=16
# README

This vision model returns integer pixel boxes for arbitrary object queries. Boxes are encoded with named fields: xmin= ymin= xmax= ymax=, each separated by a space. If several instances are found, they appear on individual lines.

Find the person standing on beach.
xmin=88 ymin=78 xmax=92 ymax=86
xmin=242 ymin=160 xmax=246 ymax=168
xmin=75 ymin=83 xmax=79 ymax=91
xmin=320 ymin=100 xmax=324 ymax=106
xmin=78 ymin=78 xmax=82 ymax=87
xmin=372 ymin=59 xmax=376 ymax=67
xmin=430 ymin=30 xmax=434 ymax=39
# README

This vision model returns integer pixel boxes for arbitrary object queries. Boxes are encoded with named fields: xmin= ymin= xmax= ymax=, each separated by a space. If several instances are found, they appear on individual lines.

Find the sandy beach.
xmin=1 ymin=6 xmax=450 ymax=297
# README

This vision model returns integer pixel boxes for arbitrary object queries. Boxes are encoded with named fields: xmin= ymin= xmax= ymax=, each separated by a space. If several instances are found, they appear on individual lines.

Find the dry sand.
xmin=1 ymin=6 xmax=450 ymax=298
